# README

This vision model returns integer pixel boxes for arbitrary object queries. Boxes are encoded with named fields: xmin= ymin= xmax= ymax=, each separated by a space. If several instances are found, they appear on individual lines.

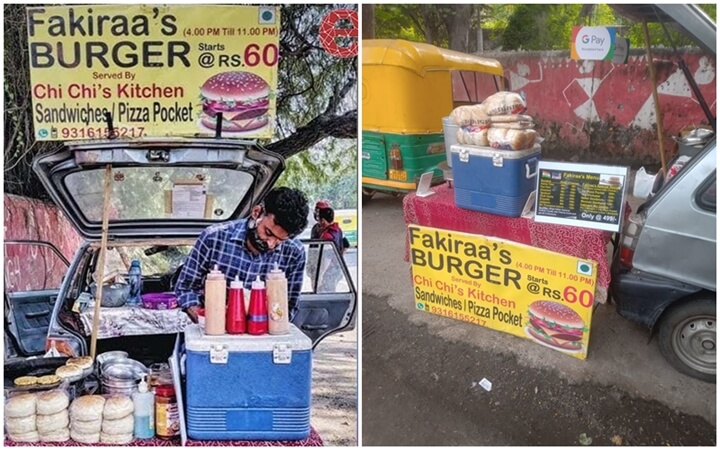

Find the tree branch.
xmin=265 ymin=109 xmax=357 ymax=158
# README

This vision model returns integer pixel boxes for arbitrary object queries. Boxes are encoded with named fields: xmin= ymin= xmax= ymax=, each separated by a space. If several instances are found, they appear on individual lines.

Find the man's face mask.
xmin=247 ymin=216 xmax=271 ymax=254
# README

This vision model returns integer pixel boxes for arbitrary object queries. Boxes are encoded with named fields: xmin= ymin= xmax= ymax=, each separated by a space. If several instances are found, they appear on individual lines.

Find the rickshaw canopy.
xmin=362 ymin=39 xmax=505 ymax=134
xmin=363 ymin=39 xmax=505 ymax=77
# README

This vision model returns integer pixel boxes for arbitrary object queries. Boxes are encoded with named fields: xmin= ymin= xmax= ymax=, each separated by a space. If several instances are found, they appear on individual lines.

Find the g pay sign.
xmin=571 ymin=26 xmax=616 ymax=60
xmin=409 ymin=225 xmax=598 ymax=360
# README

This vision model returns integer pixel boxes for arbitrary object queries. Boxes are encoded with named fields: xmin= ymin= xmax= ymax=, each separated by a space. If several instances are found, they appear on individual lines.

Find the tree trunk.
xmin=362 ymin=4 xmax=375 ymax=39
xmin=443 ymin=5 xmax=473 ymax=52
xmin=421 ymin=5 xmax=436 ymax=45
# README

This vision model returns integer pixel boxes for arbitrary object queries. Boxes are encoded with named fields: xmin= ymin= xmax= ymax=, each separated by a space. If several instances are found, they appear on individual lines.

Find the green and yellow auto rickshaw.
xmin=362 ymin=39 xmax=507 ymax=199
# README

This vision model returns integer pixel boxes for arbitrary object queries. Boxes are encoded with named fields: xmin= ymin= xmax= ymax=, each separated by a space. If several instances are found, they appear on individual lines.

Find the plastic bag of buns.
xmin=482 ymin=91 xmax=527 ymax=116
xmin=490 ymin=114 xmax=534 ymax=129
xmin=450 ymin=104 xmax=490 ymax=127
xmin=456 ymin=127 xmax=489 ymax=147
xmin=487 ymin=127 xmax=537 ymax=150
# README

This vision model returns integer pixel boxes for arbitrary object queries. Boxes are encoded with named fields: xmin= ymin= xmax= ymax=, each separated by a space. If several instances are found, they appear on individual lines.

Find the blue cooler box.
xmin=184 ymin=324 xmax=312 ymax=441
xmin=451 ymin=144 xmax=540 ymax=217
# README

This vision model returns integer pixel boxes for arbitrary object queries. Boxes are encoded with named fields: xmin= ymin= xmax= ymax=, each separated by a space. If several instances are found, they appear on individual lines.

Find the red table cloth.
xmin=403 ymin=184 xmax=616 ymax=302
xmin=4 ymin=427 xmax=323 ymax=447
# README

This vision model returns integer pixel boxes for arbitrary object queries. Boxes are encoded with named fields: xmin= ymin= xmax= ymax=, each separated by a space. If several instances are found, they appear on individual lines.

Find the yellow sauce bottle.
xmin=266 ymin=263 xmax=289 ymax=335
xmin=204 ymin=264 xmax=226 ymax=335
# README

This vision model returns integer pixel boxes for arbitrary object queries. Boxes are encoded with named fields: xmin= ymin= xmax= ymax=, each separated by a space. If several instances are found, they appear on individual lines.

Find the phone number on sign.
xmin=57 ymin=127 xmax=146 ymax=139
xmin=429 ymin=306 xmax=487 ymax=327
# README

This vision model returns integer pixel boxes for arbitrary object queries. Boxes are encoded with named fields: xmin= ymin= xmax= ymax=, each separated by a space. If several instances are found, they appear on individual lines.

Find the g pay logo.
xmin=319 ymin=9 xmax=358 ymax=58
xmin=581 ymin=35 xmax=590 ymax=44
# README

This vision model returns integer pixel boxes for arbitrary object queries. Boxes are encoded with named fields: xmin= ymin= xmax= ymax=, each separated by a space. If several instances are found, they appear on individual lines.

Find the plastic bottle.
xmin=226 ymin=275 xmax=246 ymax=334
xmin=127 ymin=260 xmax=143 ymax=306
xmin=247 ymin=276 xmax=268 ymax=335
xmin=204 ymin=265 xmax=227 ymax=335
xmin=132 ymin=374 xmax=155 ymax=439
xmin=266 ymin=263 xmax=289 ymax=335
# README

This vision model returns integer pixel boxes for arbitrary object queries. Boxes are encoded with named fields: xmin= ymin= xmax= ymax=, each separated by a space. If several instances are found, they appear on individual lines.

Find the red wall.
xmin=453 ymin=48 xmax=716 ymax=166
xmin=4 ymin=195 xmax=81 ymax=292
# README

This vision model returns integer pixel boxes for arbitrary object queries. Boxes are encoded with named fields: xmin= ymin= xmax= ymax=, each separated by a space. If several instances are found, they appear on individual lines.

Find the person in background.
xmin=310 ymin=201 xmax=345 ymax=291
xmin=175 ymin=187 xmax=309 ymax=323
xmin=310 ymin=201 xmax=345 ymax=252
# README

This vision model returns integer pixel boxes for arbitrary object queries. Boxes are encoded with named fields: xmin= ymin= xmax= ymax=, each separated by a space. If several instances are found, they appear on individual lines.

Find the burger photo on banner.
xmin=197 ymin=71 xmax=272 ymax=136
xmin=525 ymin=300 xmax=588 ymax=354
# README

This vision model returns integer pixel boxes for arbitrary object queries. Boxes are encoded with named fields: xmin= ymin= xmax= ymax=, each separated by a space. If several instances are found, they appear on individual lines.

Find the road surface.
xmin=361 ymin=194 xmax=715 ymax=446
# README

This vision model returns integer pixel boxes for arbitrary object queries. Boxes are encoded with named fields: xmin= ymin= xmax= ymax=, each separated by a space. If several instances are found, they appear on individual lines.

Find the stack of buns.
xmin=5 ymin=393 xmax=39 ymax=443
xmin=452 ymin=92 xmax=538 ymax=151
xmin=36 ymin=390 xmax=70 ymax=442
xmin=69 ymin=395 xmax=106 ymax=443
xmin=100 ymin=396 xmax=135 ymax=444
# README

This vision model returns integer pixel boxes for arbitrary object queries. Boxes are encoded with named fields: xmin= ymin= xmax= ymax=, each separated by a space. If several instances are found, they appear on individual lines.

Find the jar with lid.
xmin=148 ymin=363 xmax=172 ymax=393
xmin=155 ymin=384 xmax=180 ymax=439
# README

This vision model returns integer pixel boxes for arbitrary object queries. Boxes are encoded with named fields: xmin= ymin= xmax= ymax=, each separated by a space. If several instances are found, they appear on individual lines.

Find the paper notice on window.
xmin=172 ymin=184 xmax=207 ymax=219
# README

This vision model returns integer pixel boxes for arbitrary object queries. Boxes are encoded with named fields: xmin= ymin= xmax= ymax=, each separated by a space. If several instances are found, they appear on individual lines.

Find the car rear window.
xmin=64 ymin=167 xmax=254 ymax=222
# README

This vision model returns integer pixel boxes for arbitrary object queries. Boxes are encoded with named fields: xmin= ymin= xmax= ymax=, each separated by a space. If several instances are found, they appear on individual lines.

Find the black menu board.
xmin=534 ymin=161 xmax=628 ymax=232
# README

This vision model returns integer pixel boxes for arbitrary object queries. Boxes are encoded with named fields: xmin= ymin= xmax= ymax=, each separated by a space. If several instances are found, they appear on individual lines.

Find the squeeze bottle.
xmin=132 ymin=374 xmax=155 ymax=439
xmin=204 ymin=265 xmax=227 ymax=335
xmin=266 ymin=263 xmax=289 ymax=335
xmin=226 ymin=275 xmax=246 ymax=334
xmin=247 ymin=276 xmax=268 ymax=335
xmin=127 ymin=260 xmax=143 ymax=306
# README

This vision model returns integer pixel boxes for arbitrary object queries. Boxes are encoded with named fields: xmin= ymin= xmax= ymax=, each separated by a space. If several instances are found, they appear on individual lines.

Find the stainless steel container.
xmin=100 ymin=359 xmax=147 ymax=396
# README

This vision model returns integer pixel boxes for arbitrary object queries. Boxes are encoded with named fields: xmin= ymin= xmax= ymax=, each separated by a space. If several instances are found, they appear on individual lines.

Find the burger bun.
xmin=103 ymin=396 xmax=134 ymax=420
xmin=70 ymin=429 xmax=100 ymax=444
xmin=37 ymin=409 xmax=70 ymax=433
xmin=37 ymin=389 xmax=70 ymax=415
xmin=70 ymin=395 xmax=105 ymax=421
xmin=39 ymin=427 xmax=71 ymax=443
xmin=5 ymin=414 xmax=37 ymax=434
xmin=100 ymin=431 xmax=134 ymax=444
xmin=5 ymin=393 xmax=37 ymax=418
xmin=70 ymin=418 xmax=102 ymax=434
xmin=8 ymin=430 xmax=40 ymax=443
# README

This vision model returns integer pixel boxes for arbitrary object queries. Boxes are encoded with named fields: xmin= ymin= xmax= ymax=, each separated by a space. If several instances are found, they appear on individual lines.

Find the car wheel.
xmin=658 ymin=298 xmax=716 ymax=383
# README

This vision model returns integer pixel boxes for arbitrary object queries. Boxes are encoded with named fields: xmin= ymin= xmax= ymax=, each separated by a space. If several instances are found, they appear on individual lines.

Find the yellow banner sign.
xmin=409 ymin=225 xmax=598 ymax=360
xmin=26 ymin=5 xmax=280 ymax=140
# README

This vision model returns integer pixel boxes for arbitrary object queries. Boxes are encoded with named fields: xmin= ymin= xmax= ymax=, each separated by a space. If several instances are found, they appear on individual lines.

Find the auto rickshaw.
xmin=362 ymin=39 xmax=507 ymax=199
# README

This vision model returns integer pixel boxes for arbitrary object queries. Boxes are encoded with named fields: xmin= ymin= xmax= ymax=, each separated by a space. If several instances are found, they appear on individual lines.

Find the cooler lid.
xmin=184 ymin=323 xmax=312 ymax=353
xmin=451 ymin=143 xmax=541 ymax=159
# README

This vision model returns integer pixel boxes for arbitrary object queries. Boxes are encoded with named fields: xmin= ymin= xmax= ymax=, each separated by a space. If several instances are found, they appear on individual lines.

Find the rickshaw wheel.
xmin=362 ymin=188 xmax=376 ymax=201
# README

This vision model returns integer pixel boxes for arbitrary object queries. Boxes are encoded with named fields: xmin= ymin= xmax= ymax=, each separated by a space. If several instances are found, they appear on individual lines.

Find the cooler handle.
xmin=525 ymin=157 xmax=538 ymax=179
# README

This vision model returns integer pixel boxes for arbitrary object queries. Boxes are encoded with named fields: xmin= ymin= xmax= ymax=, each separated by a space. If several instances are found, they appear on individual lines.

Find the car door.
xmin=294 ymin=240 xmax=357 ymax=349
xmin=5 ymin=240 xmax=69 ymax=357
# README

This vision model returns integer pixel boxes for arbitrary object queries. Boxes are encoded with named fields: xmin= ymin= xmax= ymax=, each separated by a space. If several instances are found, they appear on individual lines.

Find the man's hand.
xmin=184 ymin=305 xmax=201 ymax=323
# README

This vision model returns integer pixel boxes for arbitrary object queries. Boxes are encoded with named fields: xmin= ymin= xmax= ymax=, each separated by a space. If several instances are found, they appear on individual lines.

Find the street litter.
xmin=479 ymin=378 xmax=492 ymax=392
xmin=578 ymin=433 xmax=593 ymax=445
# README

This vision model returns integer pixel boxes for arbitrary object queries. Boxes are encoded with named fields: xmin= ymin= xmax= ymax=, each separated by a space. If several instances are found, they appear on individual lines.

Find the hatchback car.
xmin=4 ymin=138 xmax=356 ymax=372
xmin=610 ymin=5 xmax=716 ymax=383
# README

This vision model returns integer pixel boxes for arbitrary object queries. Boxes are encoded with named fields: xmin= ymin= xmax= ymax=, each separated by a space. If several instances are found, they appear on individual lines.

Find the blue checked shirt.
xmin=175 ymin=218 xmax=306 ymax=318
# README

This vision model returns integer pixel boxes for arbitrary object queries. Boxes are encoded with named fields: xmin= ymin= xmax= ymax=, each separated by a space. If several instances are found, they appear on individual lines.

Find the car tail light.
xmin=618 ymin=212 xmax=646 ymax=268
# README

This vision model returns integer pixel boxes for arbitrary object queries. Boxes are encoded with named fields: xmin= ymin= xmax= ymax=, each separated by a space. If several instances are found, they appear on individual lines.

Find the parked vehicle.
xmin=4 ymin=139 xmax=357 ymax=370
xmin=361 ymin=39 xmax=506 ymax=199
xmin=610 ymin=4 xmax=716 ymax=382
xmin=335 ymin=209 xmax=358 ymax=247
